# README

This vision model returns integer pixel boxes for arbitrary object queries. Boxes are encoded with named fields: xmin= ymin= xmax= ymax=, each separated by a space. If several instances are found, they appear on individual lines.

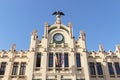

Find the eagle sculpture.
xmin=52 ymin=11 xmax=65 ymax=16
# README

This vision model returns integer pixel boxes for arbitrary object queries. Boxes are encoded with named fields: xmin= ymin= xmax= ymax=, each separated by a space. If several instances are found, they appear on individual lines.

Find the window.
xmin=0 ymin=62 xmax=6 ymax=75
xmin=55 ymin=53 xmax=62 ymax=67
xmin=19 ymin=63 xmax=26 ymax=75
xmin=48 ymin=53 xmax=53 ymax=67
xmin=76 ymin=53 xmax=81 ymax=67
xmin=12 ymin=63 xmax=19 ymax=75
xmin=114 ymin=62 xmax=120 ymax=75
xmin=89 ymin=62 xmax=96 ymax=75
xmin=36 ymin=53 xmax=41 ymax=67
xmin=64 ymin=53 xmax=69 ymax=67
xmin=96 ymin=63 xmax=103 ymax=75
xmin=108 ymin=63 xmax=114 ymax=75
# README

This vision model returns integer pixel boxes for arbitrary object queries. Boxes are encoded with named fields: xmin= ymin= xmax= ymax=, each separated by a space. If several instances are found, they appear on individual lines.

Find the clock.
xmin=53 ymin=33 xmax=64 ymax=43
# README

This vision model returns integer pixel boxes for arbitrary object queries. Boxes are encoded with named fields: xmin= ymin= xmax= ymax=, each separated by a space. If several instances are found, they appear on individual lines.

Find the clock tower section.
xmin=44 ymin=11 xmax=75 ymax=48
xmin=29 ymin=11 xmax=89 ymax=80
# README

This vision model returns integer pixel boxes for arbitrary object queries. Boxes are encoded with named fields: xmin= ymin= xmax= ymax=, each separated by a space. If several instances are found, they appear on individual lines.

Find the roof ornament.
xmin=116 ymin=45 xmax=120 ymax=52
xmin=31 ymin=30 xmax=38 ymax=40
xmin=11 ymin=44 xmax=16 ymax=52
xmin=99 ymin=44 xmax=104 ymax=52
xmin=52 ymin=11 xmax=65 ymax=24
xmin=80 ymin=30 xmax=86 ymax=40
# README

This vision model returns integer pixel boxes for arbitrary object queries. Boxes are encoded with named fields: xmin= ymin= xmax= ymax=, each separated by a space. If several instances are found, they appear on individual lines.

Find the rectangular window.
xmin=48 ymin=53 xmax=53 ymax=67
xmin=96 ymin=63 xmax=103 ymax=75
xmin=114 ymin=62 xmax=120 ymax=75
xmin=36 ymin=53 xmax=41 ymax=67
xmin=0 ymin=62 xmax=6 ymax=75
xmin=89 ymin=62 xmax=96 ymax=75
xmin=64 ymin=53 xmax=69 ymax=67
xmin=76 ymin=53 xmax=81 ymax=67
xmin=12 ymin=63 xmax=19 ymax=75
xmin=108 ymin=63 xmax=114 ymax=75
xmin=19 ymin=63 xmax=26 ymax=75
xmin=55 ymin=53 xmax=62 ymax=67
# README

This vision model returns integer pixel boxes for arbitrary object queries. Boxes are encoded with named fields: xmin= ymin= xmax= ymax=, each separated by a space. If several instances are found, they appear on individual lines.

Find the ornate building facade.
xmin=0 ymin=12 xmax=120 ymax=80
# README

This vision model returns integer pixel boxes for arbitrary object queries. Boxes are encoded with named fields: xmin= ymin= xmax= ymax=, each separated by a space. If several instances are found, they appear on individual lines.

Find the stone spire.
xmin=11 ymin=44 xmax=16 ymax=52
xmin=80 ymin=30 xmax=86 ymax=40
xmin=31 ymin=30 xmax=38 ymax=40
xmin=52 ymin=11 xmax=65 ymax=24
xmin=68 ymin=22 xmax=73 ymax=38
xmin=29 ymin=30 xmax=38 ymax=51
xmin=44 ymin=22 xmax=48 ymax=38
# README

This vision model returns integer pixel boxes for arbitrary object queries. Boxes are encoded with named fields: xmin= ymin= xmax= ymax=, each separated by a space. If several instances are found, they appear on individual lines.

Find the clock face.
xmin=53 ymin=33 xmax=64 ymax=43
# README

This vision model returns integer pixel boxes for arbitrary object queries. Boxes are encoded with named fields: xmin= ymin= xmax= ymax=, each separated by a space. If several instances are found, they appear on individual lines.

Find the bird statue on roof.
xmin=52 ymin=11 xmax=65 ymax=16
xmin=52 ymin=11 xmax=65 ymax=24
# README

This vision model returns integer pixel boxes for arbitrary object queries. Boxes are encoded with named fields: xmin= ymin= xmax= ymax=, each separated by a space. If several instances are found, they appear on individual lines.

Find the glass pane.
xmin=0 ymin=62 xmax=6 ymax=75
xmin=64 ymin=53 xmax=69 ymax=67
xmin=114 ymin=62 xmax=120 ymax=75
xmin=96 ymin=63 xmax=103 ymax=75
xmin=49 ymin=53 xmax=53 ymax=67
xmin=12 ymin=63 xmax=19 ymax=75
xmin=108 ymin=63 xmax=114 ymax=75
xmin=19 ymin=63 xmax=26 ymax=75
xmin=36 ymin=53 xmax=41 ymax=67
xmin=76 ymin=53 xmax=81 ymax=67
xmin=89 ymin=62 xmax=96 ymax=75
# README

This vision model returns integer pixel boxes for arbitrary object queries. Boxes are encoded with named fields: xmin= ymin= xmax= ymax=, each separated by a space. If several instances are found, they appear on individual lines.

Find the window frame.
xmin=114 ymin=62 xmax=120 ymax=75
xmin=64 ymin=53 xmax=69 ymax=67
xmin=89 ymin=62 xmax=96 ymax=75
xmin=108 ymin=62 xmax=115 ymax=75
xmin=0 ymin=62 xmax=6 ymax=75
xmin=19 ymin=62 xmax=26 ymax=75
xmin=12 ymin=62 xmax=19 ymax=75
xmin=76 ymin=53 xmax=81 ymax=67
xmin=48 ymin=53 xmax=53 ymax=67
xmin=36 ymin=53 xmax=41 ymax=67
xmin=96 ymin=62 xmax=103 ymax=75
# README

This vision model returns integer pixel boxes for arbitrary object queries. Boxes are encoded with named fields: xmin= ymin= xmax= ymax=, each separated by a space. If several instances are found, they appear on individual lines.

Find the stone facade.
xmin=0 ymin=12 xmax=120 ymax=80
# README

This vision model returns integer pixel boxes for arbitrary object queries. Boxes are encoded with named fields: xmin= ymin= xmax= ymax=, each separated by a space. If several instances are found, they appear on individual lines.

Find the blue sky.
xmin=0 ymin=0 xmax=120 ymax=51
